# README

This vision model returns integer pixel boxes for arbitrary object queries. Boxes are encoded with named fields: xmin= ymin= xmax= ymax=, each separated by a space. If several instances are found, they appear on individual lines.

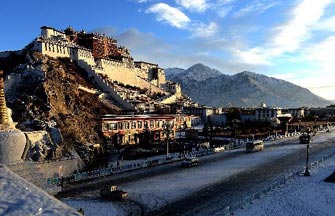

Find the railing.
xmin=46 ymin=150 xmax=214 ymax=186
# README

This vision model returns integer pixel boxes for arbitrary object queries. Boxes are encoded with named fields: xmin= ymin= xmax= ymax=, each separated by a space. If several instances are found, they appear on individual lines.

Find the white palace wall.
xmin=96 ymin=59 xmax=164 ymax=94
xmin=34 ymin=40 xmax=164 ymax=94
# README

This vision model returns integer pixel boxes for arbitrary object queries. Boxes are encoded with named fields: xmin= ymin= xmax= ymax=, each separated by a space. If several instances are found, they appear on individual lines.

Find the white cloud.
xmin=233 ymin=0 xmax=332 ymax=68
xmin=146 ymin=3 xmax=190 ymax=29
xmin=176 ymin=0 xmax=209 ymax=12
xmin=190 ymin=22 xmax=219 ymax=38
xmin=234 ymin=48 xmax=273 ymax=66
xmin=145 ymin=3 xmax=218 ymax=38
xmin=303 ymin=36 xmax=335 ymax=72
xmin=314 ymin=16 xmax=335 ymax=32
xmin=116 ymin=28 xmax=170 ymax=55
xmin=232 ymin=0 xmax=280 ymax=18
xmin=270 ymin=0 xmax=332 ymax=55
xmin=217 ymin=6 xmax=233 ymax=18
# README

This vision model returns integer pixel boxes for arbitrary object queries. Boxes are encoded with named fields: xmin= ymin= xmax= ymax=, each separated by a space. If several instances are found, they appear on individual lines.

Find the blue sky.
xmin=1 ymin=0 xmax=335 ymax=100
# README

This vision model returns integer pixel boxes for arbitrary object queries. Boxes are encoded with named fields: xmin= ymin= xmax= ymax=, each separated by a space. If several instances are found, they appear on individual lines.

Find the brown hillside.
xmin=1 ymin=50 xmax=120 ymax=150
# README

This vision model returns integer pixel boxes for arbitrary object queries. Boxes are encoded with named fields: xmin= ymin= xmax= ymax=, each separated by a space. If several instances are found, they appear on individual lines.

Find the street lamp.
xmin=178 ymin=125 xmax=184 ymax=146
xmin=303 ymin=128 xmax=311 ymax=176
xmin=314 ymin=115 xmax=318 ymax=133
xmin=162 ymin=121 xmax=174 ymax=156
xmin=298 ymin=118 xmax=301 ymax=132
xmin=231 ymin=119 xmax=240 ymax=139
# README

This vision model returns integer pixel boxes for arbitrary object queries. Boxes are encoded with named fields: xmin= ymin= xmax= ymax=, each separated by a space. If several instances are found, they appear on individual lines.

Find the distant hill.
xmin=164 ymin=67 xmax=184 ymax=79
xmin=166 ymin=64 xmax=331 ymax=108
xmin=166 ymin=63 xmax=223 ymax=83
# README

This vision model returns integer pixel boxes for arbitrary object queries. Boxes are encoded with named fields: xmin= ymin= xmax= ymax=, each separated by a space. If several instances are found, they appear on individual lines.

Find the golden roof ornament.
xmin=0 ymin=70 xmax=9 ymax=125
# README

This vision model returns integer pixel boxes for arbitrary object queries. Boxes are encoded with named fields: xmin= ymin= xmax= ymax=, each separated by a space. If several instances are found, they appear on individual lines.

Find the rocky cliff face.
xmin=0 ymin=49 xmax=120 ymax=160
xmin=166 ymin=64 xmax=330 ymax=108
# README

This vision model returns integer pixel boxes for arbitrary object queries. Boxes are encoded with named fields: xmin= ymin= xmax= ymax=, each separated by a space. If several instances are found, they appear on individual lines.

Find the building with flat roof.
xmin=101 ymin=114 xmax=192 ymax=147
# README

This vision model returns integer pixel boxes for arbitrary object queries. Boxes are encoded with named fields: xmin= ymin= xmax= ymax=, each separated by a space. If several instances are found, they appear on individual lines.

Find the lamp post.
xmin=232 ymin=119 xmax=238 ymax=138
xmin=314 ymin=115 xmax=318 ymax=133
xmin=303 ymin=128 xmax=311 ymax=176
xmin=178 ymin=125 xmax=184 ymax=146
xmin=298 ymin=119 xmax=301 ymax=132
xmin=163 ymin=121 xmax=174 ymax=156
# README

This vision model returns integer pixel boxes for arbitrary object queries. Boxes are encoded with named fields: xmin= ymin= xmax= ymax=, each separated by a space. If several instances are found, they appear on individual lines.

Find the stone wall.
xmin=77 ymin=60 xmax=136 ymax=110
xmin=98 ymin=58 xmax=138 ymax=86
xmin=38 ymin=41 xmax=73 ymax=59
xmin=36 ymin=39 xmax=164 ymax=94
xmin=8 ymin=158 xmax=84 ymax=189
xmin=36 ymin=39 xmax=95 ymax=66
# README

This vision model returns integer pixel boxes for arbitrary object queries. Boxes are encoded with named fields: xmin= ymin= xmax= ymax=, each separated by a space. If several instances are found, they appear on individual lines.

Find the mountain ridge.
xmin=165 ymin=64 xmax=330 ymax=108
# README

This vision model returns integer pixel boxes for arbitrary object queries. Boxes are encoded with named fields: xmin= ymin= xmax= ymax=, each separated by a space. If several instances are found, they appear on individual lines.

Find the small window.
xmin=150 ymin=120 xmax=154 ymax=128
xmin=138 ymin=121 xmax=142 ymax=129
xmin=124 ymin=122 xmax=130 ymax=129
xmin=109 ymin=123 xmax=117 ymax=130
xmin=117 ymin=122 xmax=123 ymax=130
xmin=131 ymin=121 xmax=136 ymax=129
xmin=155 ymin=120 xmax=160 ymax=128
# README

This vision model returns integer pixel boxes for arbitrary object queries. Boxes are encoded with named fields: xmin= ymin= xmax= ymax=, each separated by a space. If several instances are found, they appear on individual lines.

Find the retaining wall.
xmin=77 ymin=60 xmax=135 ymax=110
xmin=8 ymin=158 xmax=84 ymax=191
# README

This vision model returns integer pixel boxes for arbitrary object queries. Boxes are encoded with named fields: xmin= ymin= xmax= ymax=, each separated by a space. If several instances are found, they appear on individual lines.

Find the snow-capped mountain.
xmin=166 ymin=64 xmax=330 ymax=108
xmin=166 ymin=63 xmax=223 ymax=83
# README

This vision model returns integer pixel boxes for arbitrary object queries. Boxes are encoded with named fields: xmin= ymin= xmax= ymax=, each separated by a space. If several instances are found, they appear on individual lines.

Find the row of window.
xmin=43 ymin=43 xmax=92 ymax=59
xmin=258 ymin=114 xmax=273 ymax=118
xmin=104 ymin=120 xmax=172 ymax=131
xmin=44 ymin=43 xmax=73 ymax=55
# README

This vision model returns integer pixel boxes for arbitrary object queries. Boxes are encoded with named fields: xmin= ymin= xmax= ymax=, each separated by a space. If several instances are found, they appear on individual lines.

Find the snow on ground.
xmin=64 ymin=199 xmax=119 ymax=216
xmin=63 ymin=131 xmax=335 ymax=215
xmin=235 ymin=157 xmax=335 ymax=216
xmin=0 ymin=164 xmax=81 ymax=216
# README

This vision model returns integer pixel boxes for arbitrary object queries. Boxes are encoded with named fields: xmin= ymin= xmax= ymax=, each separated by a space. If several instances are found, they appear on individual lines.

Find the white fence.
xmin=47 ymin=150 xmax=214 ymax=185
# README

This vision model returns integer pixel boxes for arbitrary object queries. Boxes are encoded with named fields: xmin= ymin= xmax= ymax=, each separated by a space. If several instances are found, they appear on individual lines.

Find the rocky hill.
xmin=0 ymin=49 xmax=120 ymax=158
xmin=166 ymin=64 xmax=330 ymax=108
xmin=166 ymin=63 xmax=223 ymax=83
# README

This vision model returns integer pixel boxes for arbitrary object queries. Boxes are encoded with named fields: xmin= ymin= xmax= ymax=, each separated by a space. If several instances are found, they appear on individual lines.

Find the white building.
xmin=183 ymin=106 xmax=216 ymax=123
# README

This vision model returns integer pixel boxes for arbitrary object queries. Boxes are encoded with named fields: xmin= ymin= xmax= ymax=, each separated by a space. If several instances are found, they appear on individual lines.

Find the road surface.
xmin=62 ymin=130 xmax=335 ymax=216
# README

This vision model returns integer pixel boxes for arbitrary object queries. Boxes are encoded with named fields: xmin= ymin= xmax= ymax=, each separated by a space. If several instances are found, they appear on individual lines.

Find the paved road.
xmin=153 ymin=133 xmax=335 ymax=216
xmin=60 ymin=131 xmax=335 ymax=216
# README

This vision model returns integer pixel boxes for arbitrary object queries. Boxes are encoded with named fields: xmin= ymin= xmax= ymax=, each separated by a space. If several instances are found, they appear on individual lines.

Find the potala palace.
xmin=32 ymin=26 xmax=187 ymax=112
